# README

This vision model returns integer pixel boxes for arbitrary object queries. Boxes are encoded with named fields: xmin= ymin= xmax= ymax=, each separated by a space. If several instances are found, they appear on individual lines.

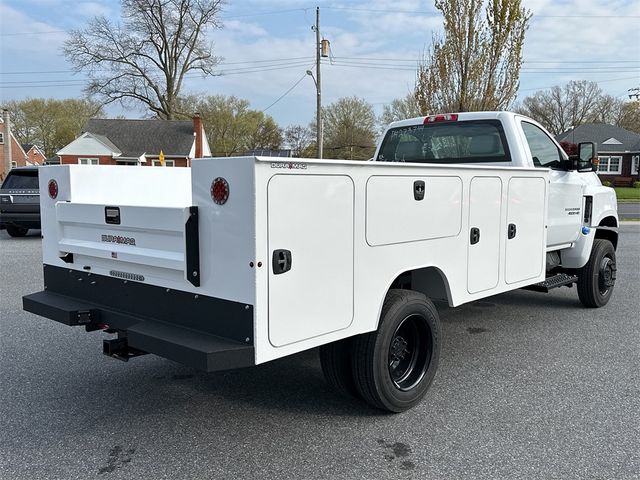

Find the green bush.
xmin=602 ymin=180 xmax=613 ymax=187
xmin=633 ymin=181 xmax=640 ymax=189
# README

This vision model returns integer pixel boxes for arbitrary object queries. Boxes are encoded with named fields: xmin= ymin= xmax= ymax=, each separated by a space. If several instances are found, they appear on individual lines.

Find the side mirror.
xmin=577 ymin=142 xmax=598 ymax=172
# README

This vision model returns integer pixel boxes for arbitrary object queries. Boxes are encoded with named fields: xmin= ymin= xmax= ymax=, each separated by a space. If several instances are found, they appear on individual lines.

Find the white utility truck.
xmin=23 ymin=112 xmax=618 ymax=412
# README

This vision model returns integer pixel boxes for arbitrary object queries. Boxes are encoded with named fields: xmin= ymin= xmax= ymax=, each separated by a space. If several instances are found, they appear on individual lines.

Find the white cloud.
xmin=75 ymin=2 xmax=112 ymax=18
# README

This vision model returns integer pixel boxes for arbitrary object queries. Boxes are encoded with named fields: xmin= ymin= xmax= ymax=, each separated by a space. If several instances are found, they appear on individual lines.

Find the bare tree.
xmin=379 ymin=93 xmax=422 ymax=132
xmin=321 ymin=96 xmax=377 ymax=161
xmin=516 ymin=80 xmax=617 ymax=135
xmin=284 ymin=125 xmax=314 ymax=157
xmin=416 ymin=0 xmax=530 ymax=114
xmin=619 ymin=101 xmax=640 ymax=133
xmin=64 ymin=0 xmax=223 ymax=119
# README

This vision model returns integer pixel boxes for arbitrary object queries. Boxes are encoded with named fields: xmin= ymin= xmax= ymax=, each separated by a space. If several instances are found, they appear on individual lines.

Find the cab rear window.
xmin=377 ymin=120 xmax=511 ymax=164
xmin=2 ymin=170 xmax=39 ymax=189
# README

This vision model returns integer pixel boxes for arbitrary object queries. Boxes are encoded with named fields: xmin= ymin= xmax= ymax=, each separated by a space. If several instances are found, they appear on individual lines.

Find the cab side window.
xmin=521 ymin=122 xmax=562 ymax=168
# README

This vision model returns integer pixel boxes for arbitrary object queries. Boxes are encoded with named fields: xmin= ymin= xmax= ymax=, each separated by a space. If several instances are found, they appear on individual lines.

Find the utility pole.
xmin=315 ymin=7 xmax=322 ymax=159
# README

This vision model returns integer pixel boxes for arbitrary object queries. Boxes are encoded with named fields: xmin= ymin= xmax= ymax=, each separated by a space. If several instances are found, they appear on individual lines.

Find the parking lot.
xmin=1 ymin=225 xmax=639 ymax=480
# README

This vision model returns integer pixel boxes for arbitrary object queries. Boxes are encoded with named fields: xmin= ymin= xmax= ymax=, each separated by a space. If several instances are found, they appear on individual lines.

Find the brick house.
xmin=0 ymin=110 xmax=29 ymax=182
xmin=57 ymin=114 xmax=210 ymax=167
xmin=22 ymin=144 xmax=47 ymax=166
xmin=556 ymin=124 xmax=640 ymax=186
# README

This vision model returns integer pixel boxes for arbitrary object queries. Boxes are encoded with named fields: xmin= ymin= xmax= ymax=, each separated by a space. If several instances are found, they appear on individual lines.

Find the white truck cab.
xmin=23 ymin=111 xmax=618 ymax=412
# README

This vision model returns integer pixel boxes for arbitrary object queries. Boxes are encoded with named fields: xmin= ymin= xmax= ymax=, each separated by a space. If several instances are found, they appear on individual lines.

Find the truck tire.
xmin=351 ymin=289 xmax=441 ymax=412
xmin=577 ymin=238 xmax=616 ymax=308
xmin=6 ymin=226 xmax=28 ymax=237
xmin=319 ymin=338 xmax=360 ymax=399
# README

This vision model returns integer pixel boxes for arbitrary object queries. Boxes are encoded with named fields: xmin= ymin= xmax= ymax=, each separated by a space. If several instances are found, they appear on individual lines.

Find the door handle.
xmin=470 ymin=227 xmax=480 ymax=245
xmin=272 ymin=249 xmax=292 ymax=274
xmin=414 ymin=180 xmax=425 ymax=201
xmin=508 ymin=223 xmax=517 ymax=239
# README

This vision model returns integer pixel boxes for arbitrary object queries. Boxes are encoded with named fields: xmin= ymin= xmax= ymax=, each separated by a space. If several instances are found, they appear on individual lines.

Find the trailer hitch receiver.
xmin=103 ymin=337 xmax=147 ymax=362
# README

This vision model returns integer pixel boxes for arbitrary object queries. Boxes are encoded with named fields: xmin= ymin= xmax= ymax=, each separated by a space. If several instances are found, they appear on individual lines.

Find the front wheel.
xmin=6 ymin=226 xmax=28 ymax=237
xmin=351 ymin=289 xmax=441 ymax=413
xmin=577 ymin=238 xmax=616 ymax=308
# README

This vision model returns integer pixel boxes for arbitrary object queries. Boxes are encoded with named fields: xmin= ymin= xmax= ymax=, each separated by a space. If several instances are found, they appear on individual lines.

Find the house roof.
xmin=83 ymin=118 xmax=195 ymax=158
xmin=556 ymin=123 xmax=640 ymax=153
xmin=21 ymin=143 xmax=45 ymax=157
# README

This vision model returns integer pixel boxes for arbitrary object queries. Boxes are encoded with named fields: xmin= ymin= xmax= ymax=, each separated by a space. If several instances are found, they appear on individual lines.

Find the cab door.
xmin=518 ymin=120 xmax=582 ymax=247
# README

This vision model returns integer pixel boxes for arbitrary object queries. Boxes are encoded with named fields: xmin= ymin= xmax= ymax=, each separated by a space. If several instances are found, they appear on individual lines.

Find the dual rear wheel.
xmin=320 ymin=289 xmax=441 ymax=413
xmin=6 ymin=226 xmax=28 ymax=237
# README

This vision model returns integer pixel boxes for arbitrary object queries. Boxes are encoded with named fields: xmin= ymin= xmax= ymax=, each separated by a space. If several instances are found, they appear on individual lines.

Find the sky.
xmin=1 ymin=0 xmax=639 ymax=128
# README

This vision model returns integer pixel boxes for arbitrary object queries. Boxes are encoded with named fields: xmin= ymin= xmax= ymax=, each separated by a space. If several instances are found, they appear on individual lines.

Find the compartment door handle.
xmin=470 ymin=227 xmax=480 ymax=245
xmin=272 ymin=249 xmax=292 ymax=275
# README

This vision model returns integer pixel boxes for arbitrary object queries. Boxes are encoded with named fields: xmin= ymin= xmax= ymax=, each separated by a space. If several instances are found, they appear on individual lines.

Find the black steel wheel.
xmin=351 ymin=289 xmax=441 ymax=413
xmin=6 ymin=226 xmax=28 ymax=237
xmin=319 ymin=337 xmax=360 ymax=399
xmin=578 ymin=238 xmax=616 ymax=308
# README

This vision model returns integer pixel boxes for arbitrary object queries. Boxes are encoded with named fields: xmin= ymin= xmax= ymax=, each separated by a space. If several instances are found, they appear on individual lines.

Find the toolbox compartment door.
xmin=54 ymin=202 xmax=198 ymax=285
xmin=505 ymin=177 xmax=547 ymax=284
xmin=366 ymin=175 xmax=462 ymax=246
xmin=267 ymin=174 xmax=354 ymax=347
xmin=467 ymin=177 xmax=502 ymax=293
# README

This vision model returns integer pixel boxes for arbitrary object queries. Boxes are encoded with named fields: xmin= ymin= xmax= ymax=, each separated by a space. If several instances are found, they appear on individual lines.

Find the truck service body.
xmin=23 ymin=112 xmax=619 ymax=412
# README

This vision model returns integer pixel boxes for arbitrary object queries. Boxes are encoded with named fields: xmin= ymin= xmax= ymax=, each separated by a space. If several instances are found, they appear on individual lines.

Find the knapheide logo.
xmin=101 ymin=234 xmax=136 ymax=246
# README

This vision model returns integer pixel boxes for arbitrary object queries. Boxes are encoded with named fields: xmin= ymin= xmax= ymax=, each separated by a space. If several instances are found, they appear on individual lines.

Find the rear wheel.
xmin=319 ymin=338 xmax=360 ymax=398
xmin=577 ymin=238 xmax=616 ymax=308
xmin=6 ymin=226 xmax=28 ymax=237
xmin=351 ymin=289 xmax=441 ymax=413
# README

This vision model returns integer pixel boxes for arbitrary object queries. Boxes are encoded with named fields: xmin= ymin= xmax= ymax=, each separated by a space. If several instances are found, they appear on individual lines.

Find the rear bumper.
xmin=0 ymin=211 xmax=41 ymax=229
xmin=23 ymin=266 xmax=255 ymax=372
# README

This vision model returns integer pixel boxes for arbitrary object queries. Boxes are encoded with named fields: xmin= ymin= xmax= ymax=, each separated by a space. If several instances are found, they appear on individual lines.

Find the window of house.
xmin=10 ymin=161 xmax=17 ymax=168
xmin=597 ymin=156 xmax=622 ymax=174
xmin=78 ymin=158 xmax=99 ymax=165
xmin=0 ymin=133 xmax=4 ymax=144
xmin=152 ymin=159 xmax=175 ymax=167
xmin=521 ymin=122 xmax=562 ymax=168
xmin=632 ymin=156 xmax=639 ymax=175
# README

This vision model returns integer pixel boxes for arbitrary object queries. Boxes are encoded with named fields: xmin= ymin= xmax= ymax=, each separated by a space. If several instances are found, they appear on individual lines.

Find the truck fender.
xmin=561 ymin=215 xmax=618 ymax=269
xmin=375 ymin=265 xmax=453 ymax=330
xmin=560 ymin=229 xmax=595 ymax=269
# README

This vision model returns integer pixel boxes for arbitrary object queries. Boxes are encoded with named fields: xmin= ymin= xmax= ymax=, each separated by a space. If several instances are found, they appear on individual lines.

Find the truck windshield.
xmin=377 ymin=120 xmax=511 ymax=164
xmin=2 ymin=170 xmax=39 ymax=189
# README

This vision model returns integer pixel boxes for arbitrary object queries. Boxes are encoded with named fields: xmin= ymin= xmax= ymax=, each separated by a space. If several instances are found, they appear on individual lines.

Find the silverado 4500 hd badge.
xmin=101 ymin=234 xmax=136 ymax=246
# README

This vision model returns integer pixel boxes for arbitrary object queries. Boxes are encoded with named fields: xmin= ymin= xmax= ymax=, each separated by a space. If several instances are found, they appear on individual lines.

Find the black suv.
xmin=0 ymin=167 xmax=40 ymax=237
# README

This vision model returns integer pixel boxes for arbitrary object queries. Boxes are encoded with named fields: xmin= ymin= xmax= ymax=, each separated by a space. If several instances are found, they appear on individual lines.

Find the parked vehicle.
xmin=23 ymin=112 xmax=618 ymax=412
xmin=0 ymin=166 xmax=40 ymax=237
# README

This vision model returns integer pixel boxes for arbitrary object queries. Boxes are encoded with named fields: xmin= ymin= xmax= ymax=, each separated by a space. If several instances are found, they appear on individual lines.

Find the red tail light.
xmin=211 ymin=177 xmax=229 ymax=205
xmin=48 ymin=179 xmax=58 ymax=199
xmin=424 ymin=113 xmax=458 ymax=123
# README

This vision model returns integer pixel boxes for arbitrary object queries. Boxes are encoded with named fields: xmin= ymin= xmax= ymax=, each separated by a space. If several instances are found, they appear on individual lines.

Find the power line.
xmin=1 ymin=57 xmax=315 ymax=76
xmin=323 ymin=5 xmax=640 ymax=18
xmin=517 ymin=76 xmax=640 ymax=92
xmin=262 ymin=71 xmax=311 ymax=112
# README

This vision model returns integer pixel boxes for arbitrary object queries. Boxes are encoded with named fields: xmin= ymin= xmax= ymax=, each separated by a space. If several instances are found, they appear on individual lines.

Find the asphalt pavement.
xmin=1 ymin=226 xmax=639 ymax=480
